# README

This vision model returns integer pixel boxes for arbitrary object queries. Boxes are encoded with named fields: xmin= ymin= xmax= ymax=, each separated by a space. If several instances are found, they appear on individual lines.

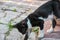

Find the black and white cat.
xmin=13 ymin=0 xmax=60 ymax=40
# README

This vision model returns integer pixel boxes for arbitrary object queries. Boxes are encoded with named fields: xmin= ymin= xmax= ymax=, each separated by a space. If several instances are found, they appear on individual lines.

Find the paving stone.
xmin=42 ymin=38 xmax=60 ymax=40
xmin=0 ymin=0 xmax=60 ymax=40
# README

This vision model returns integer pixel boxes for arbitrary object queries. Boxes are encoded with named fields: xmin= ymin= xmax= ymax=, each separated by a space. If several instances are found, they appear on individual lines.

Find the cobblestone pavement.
xmin=43 ymin=27 xmax=60 ymax=40
xmin=42 ymin=21 xmax=60 ymax=40
xmin=0 ymin=0 xmax=60 ymax=40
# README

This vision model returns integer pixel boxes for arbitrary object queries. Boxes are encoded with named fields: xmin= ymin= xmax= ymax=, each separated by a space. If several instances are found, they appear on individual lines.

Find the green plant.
xmin=12 ymin=9 xmax=17 ymax=12
xmin=5 ymin=21 xmax=13 ymax=36
xmin=32 ymin=27 xmax=39 ymax=33
xmin=34 ymin=28 xmax=39 ymax=32
xmin=8 ymin=21 xmax=13 ymax=31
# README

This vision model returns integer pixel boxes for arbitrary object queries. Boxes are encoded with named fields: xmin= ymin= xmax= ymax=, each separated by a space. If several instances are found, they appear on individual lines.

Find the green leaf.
xmin=32 ymin=27 xmax=39 ymax=32
xmin=8 ymin=21 xmax=13 ymax=31
xmin=12 ymin=9 xmax=17 ymax=12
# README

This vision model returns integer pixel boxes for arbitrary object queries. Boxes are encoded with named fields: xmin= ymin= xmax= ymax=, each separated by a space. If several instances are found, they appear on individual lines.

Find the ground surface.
xmin=42 ymin=26 xmax=60 ymax=40
xmin=42 ymin=21 xmax=60 ymax=40
xmin=0 ymin=0 xmax=60 ymax=40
